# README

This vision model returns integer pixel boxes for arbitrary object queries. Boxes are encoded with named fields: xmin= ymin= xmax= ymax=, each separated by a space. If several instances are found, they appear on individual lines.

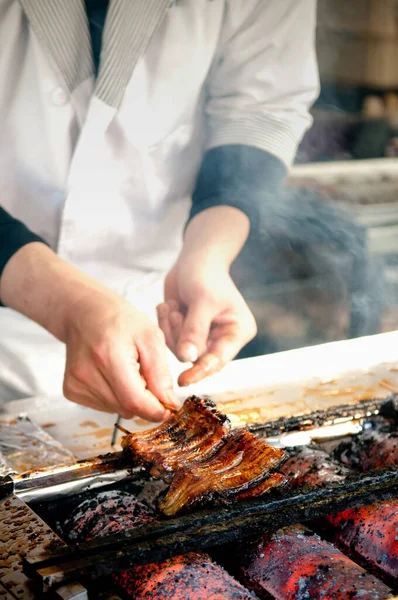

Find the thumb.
xmin=177 ymin=300 xmax=214 ymax=363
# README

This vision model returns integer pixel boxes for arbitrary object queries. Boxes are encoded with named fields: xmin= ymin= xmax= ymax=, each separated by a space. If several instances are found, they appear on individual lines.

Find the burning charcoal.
xmin=280 ymin=446 xmax=351 ymax=487
xmin=334 ymin=430 xmax=398 ymax=472
xmin=63 ymin=490 xmax=154 ymax=542
xmin=114 ymin=552 xmax=258 ymax=600
xmin=281 ymin=445 xmax=398 ymax=584
xmin=328 ymin=501 xmax=398 ymax=587
xmin=238 ymin=525 xmax=392 ymax=600
xmin=66 ymin=489 xmax=257 ymax=599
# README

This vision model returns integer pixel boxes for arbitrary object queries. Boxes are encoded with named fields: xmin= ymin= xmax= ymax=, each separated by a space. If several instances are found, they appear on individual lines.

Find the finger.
xmin=66 ymin=389 xmax=119 ymax=415
xmin=177 ymin=300 xmax=214 ymax=363
xmin=138 ymin=333 xmax=180 ymax=412
xmin=208 ymin=303 xmax=257 ymax=361
xmin=178 ymin=353 xmax=222 ymax=387
xmin=207 ymin=324 xmax=247 ymax=365
xmin=177 ymin=319 xmax=254 ymax=387
xmin=166 ymin=299 xmax=180 ymax=312
xmin=156 ymin=303 xmax=175 ymax=352
xmin=63 ymin=377 xmax=126 ymax=416
xmin=104 ymin=349 xmax=173 ymax=422
xmin=170 ymin=310 xmax=183 ymax=348
xmin=63 ymin=359 xmax=122 ymax=414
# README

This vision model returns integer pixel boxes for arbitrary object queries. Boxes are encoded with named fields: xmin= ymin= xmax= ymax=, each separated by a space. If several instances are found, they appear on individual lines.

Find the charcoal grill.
xmin=0 ymin=396 xmax=397 ymax=599
xmin=1 ymin=333 xmax=398 ymax=599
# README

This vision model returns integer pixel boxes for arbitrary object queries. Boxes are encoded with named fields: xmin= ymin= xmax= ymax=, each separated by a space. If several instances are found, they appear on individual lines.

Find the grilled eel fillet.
xmin=121 ymin=396 xmax=288 ymax=515
xmin=122 ymin=396 xmax=231 ymax=478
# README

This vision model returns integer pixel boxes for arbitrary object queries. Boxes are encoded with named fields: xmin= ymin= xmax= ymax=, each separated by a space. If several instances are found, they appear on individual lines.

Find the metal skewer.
xmin=111 ymin=401 xmax=179 ymax=445
xmin=111 ymin=415 xmax=121 ymax=446
xmin=114 ymin=422 xmax=131 ymax=435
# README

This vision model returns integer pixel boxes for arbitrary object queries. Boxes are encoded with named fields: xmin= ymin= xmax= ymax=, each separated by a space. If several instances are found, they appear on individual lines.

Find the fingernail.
xmin=180 ymin=343 xmax=198 ymax=363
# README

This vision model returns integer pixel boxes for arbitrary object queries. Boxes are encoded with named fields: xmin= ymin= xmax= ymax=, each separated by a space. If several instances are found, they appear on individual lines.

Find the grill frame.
xmin=23 ymin=469 xmax=398 ymax=592
xmin=1 ymin=394 xmax=398 ymax=597
xmin=8 ymin=395 xmax=397 ymax=593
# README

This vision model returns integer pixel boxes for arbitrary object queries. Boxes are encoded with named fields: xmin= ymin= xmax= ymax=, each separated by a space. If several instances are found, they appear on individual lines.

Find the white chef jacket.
xmin=0 ymin=0 xmax=319 ymax=402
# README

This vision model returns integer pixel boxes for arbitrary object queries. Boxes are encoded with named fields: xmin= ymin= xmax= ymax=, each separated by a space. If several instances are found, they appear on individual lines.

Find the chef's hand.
xmin=157 ymin=206 xmax=256 ymax=386
xmin=0 ymin=243 xmax=178 ymax=421
xmin=158 ymin=263 xmax=256 ymax=386
xmin=63 ymin=292 xmax=179 ymax=420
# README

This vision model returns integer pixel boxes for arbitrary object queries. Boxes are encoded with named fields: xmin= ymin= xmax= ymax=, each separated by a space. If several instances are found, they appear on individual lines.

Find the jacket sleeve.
xmin=189 ymin=0 xmax=319 ymax=230
xmin=0 ymin=206 xmax=46 ymax=278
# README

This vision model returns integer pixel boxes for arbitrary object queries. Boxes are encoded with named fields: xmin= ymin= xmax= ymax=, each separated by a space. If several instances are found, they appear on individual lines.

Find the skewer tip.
xmin=115 ymin=422 xmax=132 ymax=435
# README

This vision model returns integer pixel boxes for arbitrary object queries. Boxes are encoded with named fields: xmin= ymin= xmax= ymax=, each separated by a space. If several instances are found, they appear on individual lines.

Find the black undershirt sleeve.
xmin=188 ymin=145 xmax=287 ymax=234
xmin=0 ymin=206 xmax=46 ymax=281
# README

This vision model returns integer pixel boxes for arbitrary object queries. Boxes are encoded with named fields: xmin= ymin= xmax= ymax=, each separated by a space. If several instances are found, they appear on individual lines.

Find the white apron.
xmin=0 ymin=0 xmax=319 ymax=401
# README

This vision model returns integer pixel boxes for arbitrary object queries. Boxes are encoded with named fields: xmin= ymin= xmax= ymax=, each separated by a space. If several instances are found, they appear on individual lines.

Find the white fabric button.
xmin=51 ymin=87 xmax=69 ymax=106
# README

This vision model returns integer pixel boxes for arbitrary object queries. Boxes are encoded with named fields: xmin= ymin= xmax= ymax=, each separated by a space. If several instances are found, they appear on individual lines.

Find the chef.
xmin=0 ymin=0 xmax=319 ymax=419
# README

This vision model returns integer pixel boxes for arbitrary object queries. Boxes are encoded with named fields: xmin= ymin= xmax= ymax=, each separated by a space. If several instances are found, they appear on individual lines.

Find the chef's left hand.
xmin=157 ymin=258 xmax=257 ymax=387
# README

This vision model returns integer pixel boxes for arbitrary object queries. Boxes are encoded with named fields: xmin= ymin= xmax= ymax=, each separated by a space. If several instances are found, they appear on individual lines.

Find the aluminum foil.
xmin=0 ymin=415 xmax=75 ymax=477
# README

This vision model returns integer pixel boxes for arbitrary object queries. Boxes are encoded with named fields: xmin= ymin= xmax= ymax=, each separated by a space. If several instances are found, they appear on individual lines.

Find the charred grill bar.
xmin=1 ymin=395 xmax=398 ymax=599
xmin=22 ymin=470 xmax=398 ymax=590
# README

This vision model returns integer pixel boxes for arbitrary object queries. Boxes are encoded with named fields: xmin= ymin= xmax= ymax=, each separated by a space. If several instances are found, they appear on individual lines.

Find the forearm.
xmin=181 ymin=206 xmax=249 ymax=270
xmin=188 ymin=145 xmax=287 ymax=240
xmin=0 ymin=207 xmax=47 ymax=283
xmin=0 ymin=242 xmax=113 ymax=342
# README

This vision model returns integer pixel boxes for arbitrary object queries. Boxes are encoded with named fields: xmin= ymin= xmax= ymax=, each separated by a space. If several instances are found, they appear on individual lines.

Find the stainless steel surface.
xmin=267 ymin=418 xmax=364 ymax=447
xmin=2 ymin=332 xmax=398 ymax=459
xmin=18 ymin=469 xmax=131 ymax=504
xmin=1 ymin=453 xmax=134 ymax=503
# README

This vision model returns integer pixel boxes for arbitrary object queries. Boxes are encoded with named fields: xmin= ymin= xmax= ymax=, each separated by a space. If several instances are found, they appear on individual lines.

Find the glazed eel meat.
xmin=122 ymin=396 xmax=231 ymax=478
xmin=121 ymin=396 xmax=288 ymax=515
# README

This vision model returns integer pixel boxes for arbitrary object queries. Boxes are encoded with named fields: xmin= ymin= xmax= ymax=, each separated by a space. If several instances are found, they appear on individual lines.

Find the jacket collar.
xmin=20 ymin=0 xmax=172 ymax=108
xmin=95 ymin=0 xmax=172 ymax=108
xmin=19 ymin=0 xmax=93 ymax=94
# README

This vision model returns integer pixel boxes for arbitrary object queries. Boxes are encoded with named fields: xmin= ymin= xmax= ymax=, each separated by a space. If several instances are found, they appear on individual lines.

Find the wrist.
xmin=48 ymin=266 xmax=118 ymax=343
xmin=32 ymin=251 xmax=98 ymax=342
xmin=0 ymin=242 xmax=116 ymax=344
xmin=182 ymin=206 xmax=249 ymax=270
xmin=177 ymin=246 xmax=232 ymax=275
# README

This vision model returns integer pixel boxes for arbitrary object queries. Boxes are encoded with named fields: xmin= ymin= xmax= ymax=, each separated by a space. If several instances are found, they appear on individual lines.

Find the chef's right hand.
xmin=62 ymin=291 xmax=179 ymax=421
xmin=0 ymin=242 xmax=178 ymax=421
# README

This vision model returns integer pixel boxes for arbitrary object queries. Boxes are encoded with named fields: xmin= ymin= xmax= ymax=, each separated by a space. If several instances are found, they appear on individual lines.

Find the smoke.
xmin=231 ymin=1 xmax=398 ymax=358
xmin=232 ymin=180 xmax=385 ymax=359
